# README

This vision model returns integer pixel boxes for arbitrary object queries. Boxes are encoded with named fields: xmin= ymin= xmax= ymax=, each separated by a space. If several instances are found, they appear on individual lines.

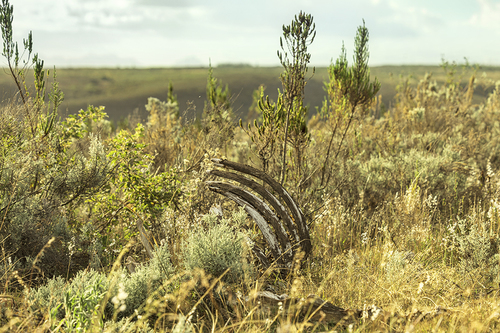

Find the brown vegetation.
xmin=2 ymin=3 xmax=500 ymax=332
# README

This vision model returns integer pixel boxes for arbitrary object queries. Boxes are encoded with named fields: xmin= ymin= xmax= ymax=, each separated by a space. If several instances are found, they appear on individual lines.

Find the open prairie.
xmin=2 ymin=64 xmax=499 ymax=123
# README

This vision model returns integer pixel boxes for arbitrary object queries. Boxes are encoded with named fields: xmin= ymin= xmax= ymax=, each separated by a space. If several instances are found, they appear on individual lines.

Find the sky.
xmin=7 ymin=0 xmax=500 ymax=68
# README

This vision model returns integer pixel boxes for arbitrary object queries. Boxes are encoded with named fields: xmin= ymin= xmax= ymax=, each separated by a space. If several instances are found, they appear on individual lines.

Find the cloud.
xmin=292 ymin=0 xmax=434 ymax=43
xmin=64 ymin=0 xmax=145 ymax=29
xmin=469 ymin=0 xmax=500 ymax=32
xmin=135 ymin=0 xmax=194 ymax=6
xmin=50 ymin=0 xmax=210 ymax=38
xmin=8 ymin=0 xmax=500 ymax=67
xmin=372 ymin=0 xmax=445 ymax=36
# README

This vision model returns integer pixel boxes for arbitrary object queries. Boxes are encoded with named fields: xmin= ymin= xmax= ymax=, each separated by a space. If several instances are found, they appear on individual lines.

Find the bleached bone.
xmin=206 ymin=158 xmax=312 ymax=269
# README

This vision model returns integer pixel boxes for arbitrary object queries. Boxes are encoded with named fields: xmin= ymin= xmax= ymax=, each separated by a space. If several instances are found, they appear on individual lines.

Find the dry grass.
xmin=2 ymin=64 xmax=500 ymax=332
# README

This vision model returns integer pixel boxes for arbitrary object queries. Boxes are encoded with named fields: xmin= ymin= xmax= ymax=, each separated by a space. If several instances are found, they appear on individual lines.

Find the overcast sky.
xmin=8 ymin=0 xmax=500 ymax=68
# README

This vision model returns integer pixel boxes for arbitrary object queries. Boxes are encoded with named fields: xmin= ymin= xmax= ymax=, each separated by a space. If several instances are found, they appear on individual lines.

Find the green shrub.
xmin=103 ymin=317 xmax=154 ymax=333
xmin=0 ymin=103 xmax=111 ymax=278
xmin=182 ymin=208 xmax=253 ymax=283
xmin=445 ymin=213 xmax=500 ymax=287
xmin=26 ymin=269 xmax=108 ymax=331
xmin=28 ymin=244 xmax=175 ymax=328
xmin=26 ymin=275 xmax=67 ymax=316
xmin=110 ymin=243 xmax=175 ymax=319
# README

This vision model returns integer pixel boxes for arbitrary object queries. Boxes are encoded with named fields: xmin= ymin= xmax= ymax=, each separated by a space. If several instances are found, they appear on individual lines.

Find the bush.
xmin=182 ymin=207 xmax=253 ymax=283
xmin=0 ymin=103 xmax=111 ymax=279
xmin=26 ymin=269 xmax=108 ymax=331
xmin=27 ymin=244 xmax=175 ymax=329
xmin=25 ymin=275 xmax=67 ymax=317
xmin=103 ymin=317 xmax=154 ymax=333
xmin=110 ymin=243 xmax=175 ymax=319
xmin=444 ymin=212 xmax=500 ymax=287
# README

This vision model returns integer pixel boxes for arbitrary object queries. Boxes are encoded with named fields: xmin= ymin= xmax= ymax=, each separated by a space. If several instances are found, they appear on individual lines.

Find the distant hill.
xmin=0 ymin=65 xmax=497 ymax=125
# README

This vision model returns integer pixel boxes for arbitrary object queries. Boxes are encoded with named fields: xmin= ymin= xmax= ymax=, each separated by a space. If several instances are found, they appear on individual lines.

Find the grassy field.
xmin=1 ymin=64 xmax=499 ymax=124
xmin=4 ymin=53 xmax=500 ymax=331
xmin=2 ymin=59 xmax=500 ymax=331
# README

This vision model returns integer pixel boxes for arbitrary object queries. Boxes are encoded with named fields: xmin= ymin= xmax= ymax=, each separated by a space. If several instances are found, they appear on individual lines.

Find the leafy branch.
xmin=320 ymin=20 xmax=380 ymax=186
xmin=277 ymin=11 xmax=316 ymax=185
xmin=0 ymin=0 xmax=63 ymax=138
